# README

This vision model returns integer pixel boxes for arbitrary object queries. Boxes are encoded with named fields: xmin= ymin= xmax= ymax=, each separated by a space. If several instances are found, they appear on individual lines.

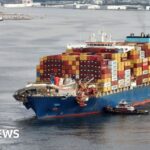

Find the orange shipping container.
xmin=101 ymin=73 xmax=111 ymax=79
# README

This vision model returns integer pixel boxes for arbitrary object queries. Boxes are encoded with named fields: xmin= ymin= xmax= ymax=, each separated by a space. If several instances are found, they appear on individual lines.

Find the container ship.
xmin=14 ymin=33 xmax=150 ymax=119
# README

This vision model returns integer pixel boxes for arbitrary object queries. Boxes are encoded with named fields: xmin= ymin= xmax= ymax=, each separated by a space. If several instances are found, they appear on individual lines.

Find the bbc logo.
xmin=0 ymin=129 xmax=19 ymax=139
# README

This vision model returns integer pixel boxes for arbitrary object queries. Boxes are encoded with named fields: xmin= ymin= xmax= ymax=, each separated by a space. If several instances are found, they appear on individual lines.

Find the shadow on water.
xmin=16 ymin=114 xmax=113 ymax=129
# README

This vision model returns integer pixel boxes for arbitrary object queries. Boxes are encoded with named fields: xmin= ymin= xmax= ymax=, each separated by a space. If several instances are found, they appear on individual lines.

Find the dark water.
xmin=0 ymin=7 xmax=150 ymax=150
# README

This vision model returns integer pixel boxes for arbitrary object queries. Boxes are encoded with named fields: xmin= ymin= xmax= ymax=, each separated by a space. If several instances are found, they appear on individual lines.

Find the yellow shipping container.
xmin=98 ymin=78 xmax=111 ymax=83
xmin=107 ymin=87 xmax=112 ymax=91
xmin=36 ymin=65 xmax=40 ymax=70
xmin=76 ymin=70 xmax=79 ymax=74
xmin=134 ymin=71 xmax=142 ymax=76
xmin=62 ymin=55 xmax=68 ymax=61
xmin=72 ymin=66 xmax=76 ymax=70
xmin=133 ymin=67 xmax=142 ymax=76
xmin=118 ymin=62 xmax=124 ymax=71
xmin=133 ymin=59 xmax=142 ymax=64
xmin=148 ymin=77 xmax=150 ymax=82
xmin=134 ymin=67 xmax=142 ymax=72
xmin=69 ymin=56 xmax=77 ymax=61
xmin=112 ymin=53 xmax=121 ymax=62
xmin=66 ymin=48 xmax=73 ymax=53
xmin=80 ymin=54 xmax=87 ymax=60
xmin=121 ymin=53 xmax=127 ymax=58
xmin=36 ymin=77 xmax=40 ymax=82
xmin=130 ymin=49 xmax=139 ymax=55
xmin=100 ymin=87 xmax=111 ymax=92
xmin=43 ymin=56 xmax=47 ymax=61
xmin=148 ymin=57 xmax=150 ymax=61
xmin=97 ymin=79 xmax=102 ymax=83
xmin=124 ymin=60 xmax=131 ymax=66
xmin=148 ymin=66 xmax=150 ymax=72
xmin=40 ymin=69 xmax=44 ymax=74
xmin=76 ymin=61 xmax=79 ymax=65
xmin=68 ymin=61 xmax=72 ymax=65
xmin=100 ymin=88 xmax=105 ymax=92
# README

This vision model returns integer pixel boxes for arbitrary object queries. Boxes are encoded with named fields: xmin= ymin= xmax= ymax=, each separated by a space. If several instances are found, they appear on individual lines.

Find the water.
xmin=0 ymin=7 xmax=150 ymax=150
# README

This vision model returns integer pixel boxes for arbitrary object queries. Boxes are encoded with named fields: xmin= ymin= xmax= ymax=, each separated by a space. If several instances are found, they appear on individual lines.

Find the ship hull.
xmin=24 ymin=86 xmax=150 ymax=118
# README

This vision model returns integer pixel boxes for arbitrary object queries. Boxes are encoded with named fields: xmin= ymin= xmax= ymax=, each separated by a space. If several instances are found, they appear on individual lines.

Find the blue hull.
xmin=24 ymin=86 xmax=150 ymax=118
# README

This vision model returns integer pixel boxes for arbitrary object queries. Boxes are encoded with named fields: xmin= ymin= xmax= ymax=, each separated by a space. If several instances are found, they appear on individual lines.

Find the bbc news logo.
xmin=0 ymin=129 xmax=19 ymax=139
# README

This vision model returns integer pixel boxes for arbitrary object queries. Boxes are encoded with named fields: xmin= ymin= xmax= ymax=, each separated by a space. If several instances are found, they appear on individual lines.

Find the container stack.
xmin=124 ymin=69 xmax=131 ymax=87
xmin=36 ymin=55 xmax=62 ymax=82
xmin=108 ymin=60 xmax=118 ymax=90
xmin=142 ymin=58 xmax=149 ymax=83
xmin=79 ymin=55 xmax=106 ymax=81
xmin=118 ymin=61 xmax=125 ymax=88
xmin=62 ymin=54 xmax=79 ymax=78
xmin=36 ymin=42 xmax=150 ymax=93
xmin=142 ymin=43 xmax=150 ymax=57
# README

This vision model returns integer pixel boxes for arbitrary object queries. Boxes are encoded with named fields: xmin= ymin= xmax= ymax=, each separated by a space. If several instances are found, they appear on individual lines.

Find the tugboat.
xmin=103 ymin=100 xmax=149 ymax=115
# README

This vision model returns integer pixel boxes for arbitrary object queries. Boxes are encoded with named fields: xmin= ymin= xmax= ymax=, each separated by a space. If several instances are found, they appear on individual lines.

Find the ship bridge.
xmin=126 ymin=33 xmax=150 ymax=43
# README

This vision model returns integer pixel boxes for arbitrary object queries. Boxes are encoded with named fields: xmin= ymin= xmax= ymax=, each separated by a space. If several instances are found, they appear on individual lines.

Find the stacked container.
xmin=124 ymin=69 xmax=131 ymax=86
xmin=142 ymin=58 xmax=149 ymax=83
xmin=36 ymin=42 xmax=150 ymax=93
xmin=118 ymin=61 xmax=125 ymax=88
xmin=108 ymin=60 xmax=118 ymax=90
xmin=62 ymin=54 xmax=79 ymax=78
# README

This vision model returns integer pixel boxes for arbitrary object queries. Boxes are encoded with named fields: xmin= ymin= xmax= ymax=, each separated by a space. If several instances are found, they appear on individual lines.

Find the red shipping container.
xmin=100 ymin=60 xmax=108 ymax=66
xmin=112 ymin=81 xmax=118 ymax=86
xmin=118 ymin=71 xmax=124 ymax=79
xmin=54 ymin=77 xmax=60 ymax=86
xmin=128 ymin=54 xmax=139 ymax=59
xmin=104 ymin=53 xmax=112 ymax=59
xmin=87 ymin=55 xmax=100 ymax=61
xmin=142 ymin=62 xmax=148 ymax=66
xmin=124 ymin=66 xmax=130 ymax=70
xmin=143 ymin=74 xmax=148 ymax=78
xmin=142 ymin=65 xmax=148 ymax=70
xmin=101 ymin=68 xmax=111 ymax=74
xmin=134 ymin=63 xmax=142 ymax=68
xmin=144 ymin=50 xmax=150 ymax=57
xmin=136 ymin=76 xmax=143 ymax=85
xmin=121 ymin=57 xmax=127 ymax=62
xmin=62 ymin=61 xmax=68 ymax=66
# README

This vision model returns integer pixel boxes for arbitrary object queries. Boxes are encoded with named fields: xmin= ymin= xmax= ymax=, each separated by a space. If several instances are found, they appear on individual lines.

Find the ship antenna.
xmin=109 ymin=33 xmax=112 ymax=42
xmin=90 ymin=33 xmax=96 ymax=42
xmin=98 ymin=30 xmax=102 ymax=42
xmin=101 ymin=31 xmax=104 ymax=42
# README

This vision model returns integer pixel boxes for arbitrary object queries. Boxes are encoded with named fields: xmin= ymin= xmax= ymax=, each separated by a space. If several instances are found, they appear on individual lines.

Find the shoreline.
xmin=0 ymin=12 xmax=32 ymax=20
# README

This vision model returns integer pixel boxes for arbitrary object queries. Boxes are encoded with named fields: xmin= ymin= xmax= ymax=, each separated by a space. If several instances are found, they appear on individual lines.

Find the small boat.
xmin=103 ymin=100 xmax=149 ymax=115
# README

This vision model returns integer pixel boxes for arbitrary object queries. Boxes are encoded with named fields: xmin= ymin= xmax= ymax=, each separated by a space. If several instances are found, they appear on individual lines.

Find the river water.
xmin=0 ymin=7 xmax=150 ymax=150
